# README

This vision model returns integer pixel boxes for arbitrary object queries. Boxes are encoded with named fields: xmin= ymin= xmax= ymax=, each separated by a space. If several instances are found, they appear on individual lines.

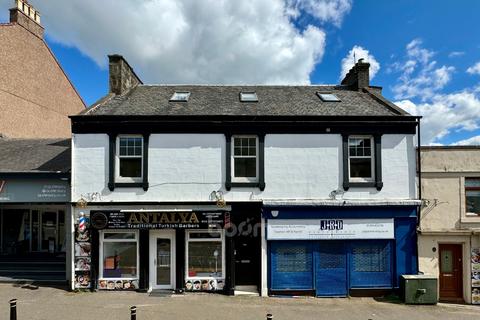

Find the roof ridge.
xmin=138 ymin=84 xmax=344 ymax=87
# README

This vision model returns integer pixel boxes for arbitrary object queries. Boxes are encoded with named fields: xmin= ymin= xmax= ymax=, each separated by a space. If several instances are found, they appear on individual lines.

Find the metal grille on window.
xmin=276 ymin=245 xmax=311 ymax=272
xmin=352 ymin=242 xmax=389 ymax=272
xmin=319 ymin=250 xmax=344 ymax=269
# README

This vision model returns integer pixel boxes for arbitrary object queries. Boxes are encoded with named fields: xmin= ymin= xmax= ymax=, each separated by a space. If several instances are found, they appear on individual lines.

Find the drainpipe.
xmin=417 ymin=116 xmax=422 ymax=227
xmin=416 ymin=117 xmax=422 ymax=275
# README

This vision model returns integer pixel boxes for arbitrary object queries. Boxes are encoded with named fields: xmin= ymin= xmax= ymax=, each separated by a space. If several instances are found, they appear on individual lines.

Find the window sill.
xmin=226 ymin=181 xmax=265 ymax=191
xmin=343 ymin=181 xmax=383 ymax=191
xmin=108 ymin=182 xmax=149 ymax=191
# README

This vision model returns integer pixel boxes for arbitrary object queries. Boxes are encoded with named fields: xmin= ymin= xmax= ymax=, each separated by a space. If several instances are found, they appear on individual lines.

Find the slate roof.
xmin=80 ymin=85 xmax=409 ymax=117
xmin=0 ymin=138 xmax=70 ymax=173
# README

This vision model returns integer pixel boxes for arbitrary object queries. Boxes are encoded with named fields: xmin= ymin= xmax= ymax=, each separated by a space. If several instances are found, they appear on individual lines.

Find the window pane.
xmin=234 ymin=158 xmax=256 ymax=178
xmin=440 ymin=250 xmax=453 ymax=273
xmin=350 ymin=158 xmax=372 ymax=178
xmin=466 ymin=179 xmax=480 ymax=188
xmin=234 ymin=147 xmax=241 ymax=156
xmin=119 ymin=139 xmax=127 ymax=147
xmin=104 ymin=232 xmax=136 ymax=240
xmin=188 ymin=241 xmax=222 ymax=277
xmin=248 ymin=146 xmax=256 ymax=156
xmin=103 ymin=242 xmax=137 ymax=278
xmin=248 ymin=138 xmax=256 ymax=147
xmin=466 ymin=190 xmax=480 ymax=214
xmin=120 ymin=158 xmax=142 ymax=178
xmin=349 ymin=147 xmax=357 ymax=157
xmin=134 ymin=146 xmax=142 ymax=156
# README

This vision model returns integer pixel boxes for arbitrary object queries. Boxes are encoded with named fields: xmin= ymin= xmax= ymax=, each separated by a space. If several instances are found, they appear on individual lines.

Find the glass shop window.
xmin=186 ymin=230 xmax=224 ymax=278
xmin=101 ymin=231 xmax=138 ymax=279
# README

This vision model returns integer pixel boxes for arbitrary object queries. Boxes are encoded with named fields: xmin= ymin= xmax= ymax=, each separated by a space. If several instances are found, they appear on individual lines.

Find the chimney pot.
xmin=10 ymin=0 xmax=44 ymax=38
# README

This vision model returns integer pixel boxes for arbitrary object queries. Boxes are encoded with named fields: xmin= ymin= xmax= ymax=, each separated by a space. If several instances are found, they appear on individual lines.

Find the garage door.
xmin=270 ymin=241 xmax=313 ymax=290
xmin=315 ymin=241 xmax=347 ymax=297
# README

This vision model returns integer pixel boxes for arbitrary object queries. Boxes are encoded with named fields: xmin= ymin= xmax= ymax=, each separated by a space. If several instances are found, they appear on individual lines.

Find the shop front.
xmin=0 ymin=178 xmax=69 ymax=256
xmin=264 ymin=206 xmax=418 ymax=297
xmin=73 ymin=204 xmax=262 ymax=294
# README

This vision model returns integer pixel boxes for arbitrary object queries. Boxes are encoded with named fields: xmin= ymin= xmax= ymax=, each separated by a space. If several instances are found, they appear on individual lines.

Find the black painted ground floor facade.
xmin=72 ymin=203 xmax=262 ymax=294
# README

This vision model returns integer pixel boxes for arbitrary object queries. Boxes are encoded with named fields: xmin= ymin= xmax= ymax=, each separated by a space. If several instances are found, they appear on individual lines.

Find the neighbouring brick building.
xmin=0 ymin=0 xmax=85 ymax=138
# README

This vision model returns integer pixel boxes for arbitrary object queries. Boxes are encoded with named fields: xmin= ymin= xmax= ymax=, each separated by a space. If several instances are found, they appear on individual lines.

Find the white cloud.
xmin=448 ymin=51 xmax=465 ymax=58
xmin=287 ymin=0 xmax=352 ymax=27
xmin=395 ymin=90 xmax=480 ymax=144
xmin=452 ymin=135 xmax=480 ymax=146
xmin=0 ymin=0 xmax=357 ymax=86
xmin=391 ymin=39 xmax=455 ymax=101
xmin=339 ymin=45 xmax=380 ymax=80
xmin=467 ymin=61 xmax=480 ymax=75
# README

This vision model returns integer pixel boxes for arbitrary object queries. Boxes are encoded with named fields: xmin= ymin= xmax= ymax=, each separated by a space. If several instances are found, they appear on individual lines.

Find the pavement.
xmin=0 ymin=283 xmax=479 ymax=320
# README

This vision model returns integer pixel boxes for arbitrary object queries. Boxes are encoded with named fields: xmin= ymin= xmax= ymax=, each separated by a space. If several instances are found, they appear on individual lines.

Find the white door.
xmin=149 ymin=230 xmax=175 ymax=290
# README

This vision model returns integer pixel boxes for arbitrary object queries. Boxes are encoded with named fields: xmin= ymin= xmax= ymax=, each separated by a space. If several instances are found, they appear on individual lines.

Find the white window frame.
xmin=116 ymin=135 xmax=143 ymax=183
xmin=99 ymin=230 xmax=139 ymax=280
xmin=185 ymin=230 xmax=225 ymax=280
xmin=231 ymin=135 xmax=259 ymax=183
xmin=348 ymin=135 xmax=375 ymax=182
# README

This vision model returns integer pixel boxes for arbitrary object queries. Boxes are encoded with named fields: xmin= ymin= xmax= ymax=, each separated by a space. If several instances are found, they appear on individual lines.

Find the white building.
xmin=69 ymin=55 xmax=420 ymax=297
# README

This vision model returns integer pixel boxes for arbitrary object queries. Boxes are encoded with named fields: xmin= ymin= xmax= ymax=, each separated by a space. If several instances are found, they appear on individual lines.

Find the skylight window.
xmin=240 ymin=92 xmax=258 ymax=102
xmin=317 ymin=92 xmax=341 ymax=102
xmin=170 ymin=91 xmax=191 ymax=102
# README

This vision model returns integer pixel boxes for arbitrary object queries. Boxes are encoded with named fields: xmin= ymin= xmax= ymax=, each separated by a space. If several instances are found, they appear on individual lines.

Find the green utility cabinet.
xmin=401 ymin=275 xmax=438 ymax=305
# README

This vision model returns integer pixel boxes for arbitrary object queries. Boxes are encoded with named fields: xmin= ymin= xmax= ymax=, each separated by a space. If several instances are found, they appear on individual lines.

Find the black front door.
xmin=234 ymin=228 xmax=259 ymax=286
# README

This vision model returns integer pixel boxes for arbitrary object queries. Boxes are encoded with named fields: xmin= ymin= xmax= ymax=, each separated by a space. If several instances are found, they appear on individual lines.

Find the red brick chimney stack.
xmin=9 ymin=0 xmax=44 ymax=39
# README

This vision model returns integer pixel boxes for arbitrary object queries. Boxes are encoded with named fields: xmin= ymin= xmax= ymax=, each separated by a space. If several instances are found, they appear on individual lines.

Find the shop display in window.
xmin=184 ymin=279 xmax=224 ymax=292
xmin=98 ymin=279 xmax=138 ymax=291
xmin=472 ymin=248 xmax=480 ymax=304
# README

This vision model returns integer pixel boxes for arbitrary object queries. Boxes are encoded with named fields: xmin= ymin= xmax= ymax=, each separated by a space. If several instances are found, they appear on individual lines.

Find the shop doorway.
xmin=149 ymin=230 xmax=175 ymax=290
xmin=439 ymin=244 xmax=463 ymax=302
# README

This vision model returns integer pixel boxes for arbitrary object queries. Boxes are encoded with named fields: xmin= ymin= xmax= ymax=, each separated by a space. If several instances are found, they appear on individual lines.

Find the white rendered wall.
xmin=72 ymin=133 xmax=416 ymax=203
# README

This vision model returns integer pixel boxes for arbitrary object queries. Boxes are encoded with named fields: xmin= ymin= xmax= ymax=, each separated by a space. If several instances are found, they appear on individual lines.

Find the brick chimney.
xmin=108 ymin=55 xmax=143 ymax=95
xmin=341 ymin=58 xmax=370 ymax=90
xmin=9 ymin=0 xmax=44 ymax=39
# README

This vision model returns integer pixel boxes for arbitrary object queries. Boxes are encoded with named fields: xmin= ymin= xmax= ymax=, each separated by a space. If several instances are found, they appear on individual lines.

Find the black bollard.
xmin=130 ymin=306 xmax=137 ymax=320
xmin=266 ymin=314 xmax=273 ymax=320
xmin=10 ymin=299 xmax=17 ymax=320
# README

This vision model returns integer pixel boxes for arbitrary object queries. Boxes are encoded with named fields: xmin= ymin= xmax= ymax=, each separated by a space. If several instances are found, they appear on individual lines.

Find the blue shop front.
xmin=264 ymin=206 xmax=418 ymax=297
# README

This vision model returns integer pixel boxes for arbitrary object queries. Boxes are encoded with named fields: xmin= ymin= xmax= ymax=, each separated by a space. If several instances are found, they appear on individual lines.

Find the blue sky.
xmin=1 ymin=0 xmax=479 ymax=145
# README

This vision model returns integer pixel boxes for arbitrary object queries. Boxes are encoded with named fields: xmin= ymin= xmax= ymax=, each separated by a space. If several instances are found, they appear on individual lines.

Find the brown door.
xmin=439 ymin=244 xmax=463 ymax=302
